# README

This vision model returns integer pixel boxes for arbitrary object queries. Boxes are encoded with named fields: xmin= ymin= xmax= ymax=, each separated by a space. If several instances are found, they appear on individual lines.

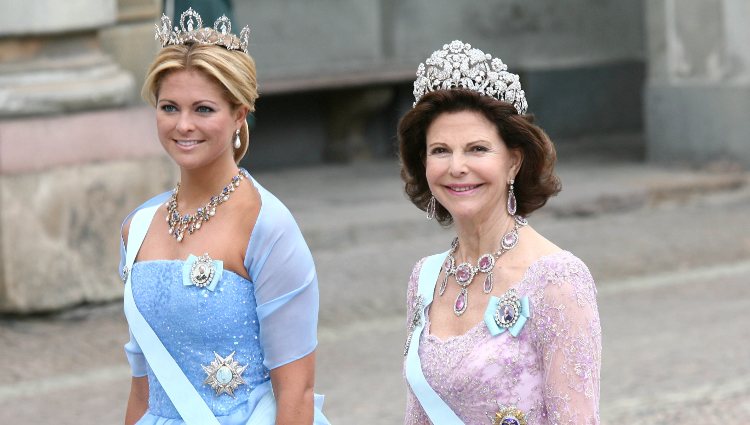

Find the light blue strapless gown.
xmin=132 ymin=260 xmax=273 ymax=424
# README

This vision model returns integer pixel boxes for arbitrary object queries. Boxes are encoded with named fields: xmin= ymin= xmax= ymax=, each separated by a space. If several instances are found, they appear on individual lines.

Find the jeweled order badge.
xmin=202 ymin=351 xmax=248 ymax=397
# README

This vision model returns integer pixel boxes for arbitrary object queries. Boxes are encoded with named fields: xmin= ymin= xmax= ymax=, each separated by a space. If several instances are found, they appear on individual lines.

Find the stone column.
xmin=0 ymin=0 xmax=134 ymax=116
xmin=100 ymin=0 xmax=162 ymax=98
xmin=0 ymin=0 xmax=174 ymax=313
xmin=645 ymin=0 xmax=750 ymax=165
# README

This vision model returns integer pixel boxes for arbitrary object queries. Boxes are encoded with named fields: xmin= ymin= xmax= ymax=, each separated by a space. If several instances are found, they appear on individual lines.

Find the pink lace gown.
xmin=404 ymin=251 xmax=601 ymax=424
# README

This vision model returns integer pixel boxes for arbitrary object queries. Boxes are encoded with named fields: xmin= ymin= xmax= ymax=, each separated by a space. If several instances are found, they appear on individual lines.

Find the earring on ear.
xmin=233 ymin=129 xmax=241 ymax=149
xmin=507 ymin=179 xmax=517 ymax=216
xmin=426 ymin=195 xmax=436 ymax=220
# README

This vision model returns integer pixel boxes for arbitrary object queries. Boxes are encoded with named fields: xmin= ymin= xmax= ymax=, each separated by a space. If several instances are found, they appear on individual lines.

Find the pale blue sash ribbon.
xmin=124 ymin=205 xmax=222 ymax=425
xmin=404 ymin=251 xmax=466 ymax=424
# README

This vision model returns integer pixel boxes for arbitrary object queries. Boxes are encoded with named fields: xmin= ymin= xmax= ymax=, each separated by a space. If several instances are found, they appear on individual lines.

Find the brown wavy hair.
xmin=398 ymin=89 xmax=561 ymax=225
xmin=142 ymin=33 xmax=259 ymax=164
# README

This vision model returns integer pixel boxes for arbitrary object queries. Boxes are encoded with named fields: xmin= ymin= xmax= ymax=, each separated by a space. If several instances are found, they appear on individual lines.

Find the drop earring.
xmin=507 ymin=179 xmax=517 ymax=215
xmin=233 ymin=129 xmax=241 ymax=149
xmin=426 ymin=195 xmax=436 ymax=220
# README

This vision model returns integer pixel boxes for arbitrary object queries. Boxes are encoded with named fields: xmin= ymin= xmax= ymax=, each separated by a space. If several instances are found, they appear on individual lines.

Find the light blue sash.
xmin=404 ymin=251 xmax=465 ymax=424
xmin=124 ymin=205 xmax=222 ymax=425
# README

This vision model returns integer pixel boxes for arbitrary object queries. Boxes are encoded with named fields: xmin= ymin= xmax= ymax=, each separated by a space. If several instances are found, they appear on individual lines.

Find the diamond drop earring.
xmin=507 ymin=179 xmax=517 ymax=216
xmin=233 ymin=129 xmax=241 ymax=149
xmin=426 ymin=196 xmax=436 ymax=220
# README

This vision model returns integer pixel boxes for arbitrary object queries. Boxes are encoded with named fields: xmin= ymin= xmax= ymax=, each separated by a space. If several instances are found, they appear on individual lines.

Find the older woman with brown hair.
xmin=399 ymin=41 xmax=601 ymax=425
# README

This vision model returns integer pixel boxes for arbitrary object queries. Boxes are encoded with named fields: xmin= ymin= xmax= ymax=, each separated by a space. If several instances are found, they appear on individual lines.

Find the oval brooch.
xmin=182 ymin=253 xmax=223 ymax=291
xmin=484 ymin=288 xmax=530 ymax=337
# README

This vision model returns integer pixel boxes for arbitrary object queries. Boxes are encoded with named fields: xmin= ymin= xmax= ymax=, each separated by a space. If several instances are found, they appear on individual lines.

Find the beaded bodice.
xmin=131 ymin=260 xmax=270 ymax=418
xmin=404 ymin=251 xmax=601 ymax=424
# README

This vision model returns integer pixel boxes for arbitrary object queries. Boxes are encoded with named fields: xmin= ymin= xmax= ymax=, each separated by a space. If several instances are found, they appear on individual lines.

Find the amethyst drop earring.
xmin=507 ymin=179 xmax=517 ymax=216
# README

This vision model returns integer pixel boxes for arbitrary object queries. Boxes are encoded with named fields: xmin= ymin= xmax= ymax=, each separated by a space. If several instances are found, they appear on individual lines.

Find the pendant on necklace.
xmin=483 ymin=273 xmax=494 ymax=293
xmin=478 ymin=254 xmax=495 ymax=294
xmin=454 ymin=288 xmax=468 ymax=316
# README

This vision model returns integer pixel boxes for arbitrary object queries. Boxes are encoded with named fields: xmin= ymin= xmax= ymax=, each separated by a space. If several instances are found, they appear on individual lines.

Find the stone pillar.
xmin=100 ymin=0 xmax=162 ymax=98
xmin=645 ymin=0 xmax=750 ymax=165
xmin=0 ymin=0 xmax=173 ymax=313
xmin=0 ymin=0 xmax=134 ymax=116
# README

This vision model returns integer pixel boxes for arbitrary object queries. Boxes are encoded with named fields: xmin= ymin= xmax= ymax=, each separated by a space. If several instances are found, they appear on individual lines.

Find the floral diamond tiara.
xmin=155 ymin=8 xmax=250 ymax=54
xmin=413 ymin=40 xmax=528 ymax=114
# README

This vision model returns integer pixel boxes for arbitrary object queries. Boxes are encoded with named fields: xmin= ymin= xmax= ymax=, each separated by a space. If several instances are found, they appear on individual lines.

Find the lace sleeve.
xmin=533 ymin=256 xmax=601 ymax=424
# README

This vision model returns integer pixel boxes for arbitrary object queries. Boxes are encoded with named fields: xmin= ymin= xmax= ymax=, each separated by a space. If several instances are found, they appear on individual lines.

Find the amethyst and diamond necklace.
xmin=441 ymin=215 xmax=528 ymax=316
xmin=166 ymin=169 xmax=249 ymax=242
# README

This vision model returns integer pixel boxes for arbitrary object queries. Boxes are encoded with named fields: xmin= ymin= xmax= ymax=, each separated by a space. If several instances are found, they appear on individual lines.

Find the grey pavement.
xmin=1 ymin=137 xmax=749 ymax=424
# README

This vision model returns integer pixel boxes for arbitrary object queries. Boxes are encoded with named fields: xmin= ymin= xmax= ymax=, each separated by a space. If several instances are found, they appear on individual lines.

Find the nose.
xmin=175 ymin=112 xmax=195 ymax=134
xmin=449 ymin=152 xmax=468 ymax=177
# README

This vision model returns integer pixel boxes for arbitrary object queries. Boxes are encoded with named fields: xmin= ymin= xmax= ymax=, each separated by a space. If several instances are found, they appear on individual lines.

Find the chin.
xmin=449 ymin=205 xmax=497 ymax=224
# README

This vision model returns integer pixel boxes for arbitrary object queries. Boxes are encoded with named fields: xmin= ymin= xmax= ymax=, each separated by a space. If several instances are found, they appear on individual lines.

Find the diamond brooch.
xmin=484 ymin=288 xmax=531 ymax=338
xmin=202 ymin=351 xmax=248 ymax=397
xmin=190 ymin=254 xmax=215 ymax=287
xmin=182 ymin=253 xmax=223 ymax=291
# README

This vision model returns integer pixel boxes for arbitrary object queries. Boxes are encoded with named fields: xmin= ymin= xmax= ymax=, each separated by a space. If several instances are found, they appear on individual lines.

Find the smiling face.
xmin=156 ymin=69 xmax=248 ymax=170
xmin=425 ymin=110 xmax=521 ymax=226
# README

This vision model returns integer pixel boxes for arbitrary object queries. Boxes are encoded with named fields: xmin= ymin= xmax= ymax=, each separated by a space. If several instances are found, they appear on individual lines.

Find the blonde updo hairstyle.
xmin=142 ymin=31 xmax=259 ymax=163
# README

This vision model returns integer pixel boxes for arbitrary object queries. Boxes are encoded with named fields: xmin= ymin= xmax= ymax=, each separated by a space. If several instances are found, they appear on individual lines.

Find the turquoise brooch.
xmin=484 ymin=288 xmax=530 ymax=337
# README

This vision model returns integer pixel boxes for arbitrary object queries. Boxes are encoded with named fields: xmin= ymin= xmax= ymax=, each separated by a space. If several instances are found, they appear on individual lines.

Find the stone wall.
xmin=645 ymin=0 xmax=750 ymax=165
xmin=0 ymin=0 xmax=166 ymax=313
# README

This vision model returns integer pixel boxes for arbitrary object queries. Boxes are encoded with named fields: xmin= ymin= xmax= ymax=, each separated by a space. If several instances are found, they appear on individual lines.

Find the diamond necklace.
xmin=441 ymin=215 xmax=528 ymax=316
xmin=166 ymin=169 xmax=249 ymax=242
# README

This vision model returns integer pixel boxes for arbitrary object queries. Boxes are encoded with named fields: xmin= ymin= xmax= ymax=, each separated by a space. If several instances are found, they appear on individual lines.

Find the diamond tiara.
xmin=155 ymin=8 xmax=250 ymax=54
xmin=412 ymin=40 xmax=528 ymax=114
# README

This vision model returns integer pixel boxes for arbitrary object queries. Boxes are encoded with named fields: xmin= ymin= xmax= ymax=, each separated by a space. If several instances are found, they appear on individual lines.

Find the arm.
xmin=246 ymin=192 xmax=322 ymax=422
xmin=270 ymin=352 xmax=316 ymax=425
xmin=125 ymin=376 xmax=149 ymax=425
xmin=535 ymin=258 xmax=601 ymax=424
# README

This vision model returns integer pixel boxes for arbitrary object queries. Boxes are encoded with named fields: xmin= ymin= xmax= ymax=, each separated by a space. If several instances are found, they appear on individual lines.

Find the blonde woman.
xmin=120 ymin=9 xmax=328 ymax=425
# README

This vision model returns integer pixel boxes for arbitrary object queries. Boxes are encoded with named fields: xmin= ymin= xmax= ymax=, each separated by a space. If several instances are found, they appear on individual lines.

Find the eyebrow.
xmin=157 ymin=99 xmax=219 ymax=106
xmin=427 ymin=139 xmax=491 ymax=146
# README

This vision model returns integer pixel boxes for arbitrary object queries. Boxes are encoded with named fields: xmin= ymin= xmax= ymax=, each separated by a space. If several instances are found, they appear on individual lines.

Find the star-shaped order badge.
xmin=484 ymin=288 xmax=530 ymax=337
xmin=202 ymin=351 xmax=248 ymax=397
xmin=491 ymin=405 xmax=527 ymax=425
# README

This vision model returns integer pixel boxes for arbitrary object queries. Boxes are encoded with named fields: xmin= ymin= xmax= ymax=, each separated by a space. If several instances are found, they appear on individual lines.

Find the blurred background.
xmin=1 ymin=0 xmax=749 ymax=423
